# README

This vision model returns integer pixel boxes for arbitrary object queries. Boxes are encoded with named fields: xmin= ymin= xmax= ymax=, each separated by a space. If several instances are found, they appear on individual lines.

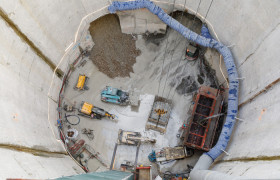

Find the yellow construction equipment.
xmin=78 ymin=101 xmax=116 ymax=120
xmin=75 ymin=74 xmax=89 ymax=90
xmin=155 ymin=109 xmax=167 ymax=116
xmin=80 ymin=102 xmax=93 ymax=115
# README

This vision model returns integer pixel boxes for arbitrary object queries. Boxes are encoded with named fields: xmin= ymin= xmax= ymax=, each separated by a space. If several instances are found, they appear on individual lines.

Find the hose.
xmin=65 ymin=114 xmax=81 ymax=125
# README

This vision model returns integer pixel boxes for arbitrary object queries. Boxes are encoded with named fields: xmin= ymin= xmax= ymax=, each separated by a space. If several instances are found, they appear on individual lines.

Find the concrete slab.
xmin=117 ymin=9 xmax=167 ymax=34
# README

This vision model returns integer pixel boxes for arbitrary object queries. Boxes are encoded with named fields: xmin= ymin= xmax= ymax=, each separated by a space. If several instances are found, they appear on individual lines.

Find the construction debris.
xmin=68 ymin=139 xmax=85 ymax=157
xmin=66 ymin=128 xmax=79 ymax=140
xmin=82 ymin=128 xmax=94 ymax=141
xmin=63 ymin=104 xmax=74 ymax=112
xmin=163 ymin=165 xmax=193 ymax=180
xmin=120 ymin=160 xmax=134 ymax=171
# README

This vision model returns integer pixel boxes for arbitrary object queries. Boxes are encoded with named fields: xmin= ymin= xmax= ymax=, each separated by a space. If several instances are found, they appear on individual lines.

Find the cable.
xmin=163 ymin=169 xmax=191 ymax=179
xmin=157 ymin=0 xmax=176 ymax=96
xmin=167 ymin=0 xmax=202 ymax=99
xmin=160 ymin=159 xmax=175 ymax=165
xmin=65 ymin=114 xmax=81 ymax=125
xmin=189 ymin=0 xmax=202 ymax=33
xmin=161 ymin=41 xmax=176 ymax=97
xmin=202 ymin=0 xmax=229 ymax=88
xmin=199 ymin=0 xmax=229 ymax=89
xmin=165 ymin=0 xmax=188 ymax=99
xmin=166 ymin=41 xmax=188 ymax=99
xmin=59 ymin=129 xmax=89 ymax=172
xmin=162 ymin=0 xmax=191 ymax=98
xmin=203 ymin=0 xmax=214 ymax=23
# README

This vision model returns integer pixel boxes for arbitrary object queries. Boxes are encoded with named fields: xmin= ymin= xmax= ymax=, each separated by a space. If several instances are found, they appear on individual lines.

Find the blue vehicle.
xmin=101 ymin=86 xmax=129 ymax=105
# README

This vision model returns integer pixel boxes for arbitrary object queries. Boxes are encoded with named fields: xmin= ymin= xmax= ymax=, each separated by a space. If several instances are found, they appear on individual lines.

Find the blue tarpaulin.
xmin=201 ymin=24 xmax=213 ymax=39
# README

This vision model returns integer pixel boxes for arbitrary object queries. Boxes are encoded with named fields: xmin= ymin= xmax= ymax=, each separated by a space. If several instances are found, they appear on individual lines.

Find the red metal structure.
xmin=182 ymin=86 xmax=224 ymax=151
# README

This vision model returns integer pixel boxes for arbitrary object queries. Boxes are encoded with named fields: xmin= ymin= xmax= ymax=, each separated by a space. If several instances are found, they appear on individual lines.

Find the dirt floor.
xmin=89 ymin=14 xmax=141 ymax=78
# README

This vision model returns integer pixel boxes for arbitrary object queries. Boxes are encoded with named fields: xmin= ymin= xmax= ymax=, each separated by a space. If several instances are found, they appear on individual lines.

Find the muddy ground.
xmin=89 ymin=14 xmax=141 ymax=78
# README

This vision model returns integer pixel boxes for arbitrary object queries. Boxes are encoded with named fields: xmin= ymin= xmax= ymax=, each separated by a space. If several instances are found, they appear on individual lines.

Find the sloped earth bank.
xmin=64 ymin=11 xmax=222 ymax=178
xmin=89 ymin=14 xmax=141 ymax=78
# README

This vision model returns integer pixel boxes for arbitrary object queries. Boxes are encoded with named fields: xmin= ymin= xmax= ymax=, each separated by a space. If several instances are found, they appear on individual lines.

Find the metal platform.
xmin=146 ymin=96 xmax=172 ymax=134
xmin=182 ymin=86 xmax=225 ymax=151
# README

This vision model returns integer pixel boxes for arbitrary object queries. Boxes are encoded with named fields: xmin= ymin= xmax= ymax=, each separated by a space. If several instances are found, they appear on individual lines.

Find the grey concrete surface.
xmin=117 ymin=9 xmax=167 ymax=34
xmin=0 ymin=148 xmax=83 ymax=179
xmin=0 ymin=0 xmax=280 ymax=179
xmin=61 ymin=13 xmax=221 ymax=178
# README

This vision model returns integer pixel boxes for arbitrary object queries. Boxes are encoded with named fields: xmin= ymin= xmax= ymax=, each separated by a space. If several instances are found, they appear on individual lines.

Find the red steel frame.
xmin=183 ymin=86 xmax=222 ymax=151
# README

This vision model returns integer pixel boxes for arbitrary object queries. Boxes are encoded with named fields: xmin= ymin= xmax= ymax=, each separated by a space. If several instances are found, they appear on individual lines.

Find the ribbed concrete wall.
xmin=110 ymin=1 xmax=280 ymax=178
xmin=182 ymin=0 xmax=280 ymax=178
xmin=0 ymin=0 xmax=107 ymax=179
xmin=0 ymin=0 xmax=279 ymax=179
xmin=168 ymin=0 xmax=280 ymax=178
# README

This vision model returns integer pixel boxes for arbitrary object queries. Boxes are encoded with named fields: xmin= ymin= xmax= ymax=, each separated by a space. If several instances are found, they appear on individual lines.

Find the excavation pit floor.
xmin=61 ymin=12 xmax=225 ymax=178
xmin=89 ymin=14 xmax=141 ymax=78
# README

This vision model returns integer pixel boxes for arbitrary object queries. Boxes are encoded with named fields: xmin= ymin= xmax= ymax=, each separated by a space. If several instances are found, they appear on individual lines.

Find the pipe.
xmin=108 ymin=0 xmax=239 ymax=179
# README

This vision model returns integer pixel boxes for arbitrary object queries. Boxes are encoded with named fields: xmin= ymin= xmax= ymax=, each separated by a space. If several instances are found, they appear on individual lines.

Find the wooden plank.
xmin=139 ymin=169 xmax=150 ymax=180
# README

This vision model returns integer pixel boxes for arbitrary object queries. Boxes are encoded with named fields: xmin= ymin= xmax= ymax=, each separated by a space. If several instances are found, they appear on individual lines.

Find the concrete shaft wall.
xmin=0 ymin=0 xmax=279 ymax=179
xmin=0 ymin=0 xmax=107 ymax=179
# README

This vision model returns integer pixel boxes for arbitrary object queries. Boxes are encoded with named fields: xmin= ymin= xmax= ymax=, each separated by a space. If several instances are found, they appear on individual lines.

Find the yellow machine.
xmin=79 ymin=101 xmax=116 ymax=120
xmin=155 ymin=109 xmax=167 ymax=116
xmin=75 ymin=74 xmax=89 ymax=90
xmin=80 ymin=102 xmax=93 ymax=115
